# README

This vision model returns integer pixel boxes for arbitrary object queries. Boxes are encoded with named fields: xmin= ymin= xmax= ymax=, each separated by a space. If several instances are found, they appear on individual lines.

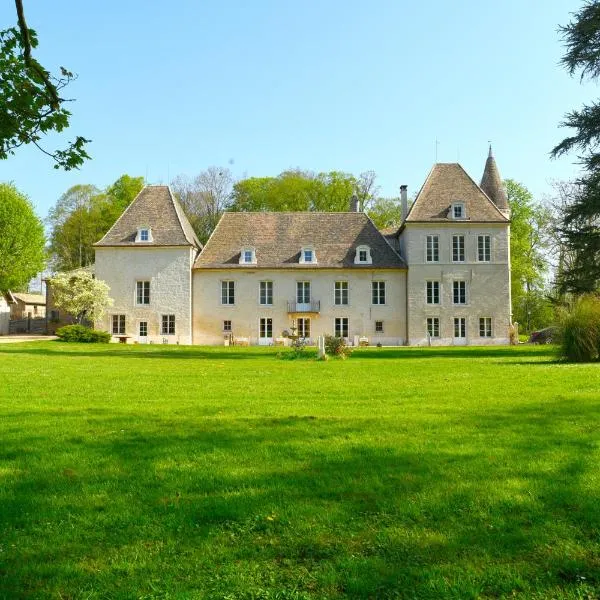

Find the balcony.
xmin=287 ymin=300 xmax=320 ymax=314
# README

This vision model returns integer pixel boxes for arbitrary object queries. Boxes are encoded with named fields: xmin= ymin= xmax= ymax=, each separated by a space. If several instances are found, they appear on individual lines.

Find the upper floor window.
xmin=239 ymin=247 xmax=256 ymax=265
xmin=452 ymin=235 xmax=465 ymax=262
xmin=478 ymin=235 xmax=491 ymax=262
xmin=135 ymin=227 xmax=153 ymax=243
xmin=335 ymin=281 xmax=348 ymax=305
xmin=426 ymin=235 xmax=439 ymax=262
xmin=259 ymin=281 xmax=273 ymax=306
xmin=300 ymin=246 xmax=317 ymax=264
xmin=453 ymin=281 xmax=467 ymax=305
xmin=426 ymin=281 xmax=440 ymax=305
xmin=354 ymin=245 xmax=372 ymax=265
xmin=221 ymin=280 xmax=235 ymax=305
xmin=136 ymin=281 xmax=150 ymax=305
xmin=372 ymin=281 xmax=386 ymax=305
xmin=451 ymin=202 xmax=466 ymax=220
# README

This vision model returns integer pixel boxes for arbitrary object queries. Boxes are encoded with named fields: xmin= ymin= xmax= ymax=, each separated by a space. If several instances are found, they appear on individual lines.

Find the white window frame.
xmin=112 ymin=314 xmax=126 ymax=335
xmin=299 ymin=246 xmax=317 ymax=264
xmin=223 ymin=320 xmax=232 ymax=332
xmin=452 ymin=235 xmax=465 ymax=263
xmin=297 ymin=317 xmax=310 ymax=339
xmin=372 ymin=281 xmax=386 ymax=305
xmin=239 ymin=246 xmax=257 ymax=265
xmin=375 ymin=320 xmax=384 ymax=333
xmin=136 ymin=280 xmax=150 ymax=306
xmin=477 ymin=235 xmax=491 ymax=262
xmin=334 ymin=281 xmax=349 ymax=306
xmin=451 ymin=202 xmax=466 ymax=220
xmin=454 ymin=317 xmax=466 ymax=338
xmin=426 ymin=281 xmax=440 ymax=305
xmin=335 ymin=317 xmax=349 ymax=338
xmin=426 ymin=235 xmax=439 ymax=263
xmin=354 ymin=245 xmax=372 ymax=265
xmin=480 ymin=317 xmax=493 ymax=337
xmin=297 ymin=281 xmax=311 ymax=304
xmin=139 ymin=321 xmax=148 ymax=337
xmin=259 ymin=280 xmax=273 ymax=306
xmin=135 ymin=227 xmax=153 ymax=243
xmin=453 ymin=281 xmax=467 ymax=305
xmin=221 ymin=280 xmax=235 ymax=305
xmin=426 ymin=317 xmax=440 ymax=338
xmin=161 ymin=314 xmax=176 ymax=335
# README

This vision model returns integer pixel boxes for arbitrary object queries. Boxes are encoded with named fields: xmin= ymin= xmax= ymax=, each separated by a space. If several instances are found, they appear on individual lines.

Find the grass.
xmin=0 ymin=342 xmax=599 ymax=599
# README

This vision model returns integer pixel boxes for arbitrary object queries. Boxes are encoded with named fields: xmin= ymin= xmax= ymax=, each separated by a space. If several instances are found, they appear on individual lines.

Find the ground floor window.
xmin=375 ymin=320 xmax=384 ymax=333
xmin=223 ymin=320 xmax=232 ymax=332
xmin=454 ymin=317 xmax=465 ymax=338
xmin=259 ymin=317 xmax=273 ymax=339
xmin=426 ymin=317 xmax=440 ymax=338
xmin=335 ymin=317 xmax=349 ymax=338
xmin=139 ymin=321 xmax=148 ymax=337
xmin=480 ymin=317 xmax=492 ymax=337
xmin=112 ymin=314 xmax=125 ymax=335
xmin=161 ymin=314 xmax=175 ymax=335
xmin=297 ymin=317 xmax=310 ymax=338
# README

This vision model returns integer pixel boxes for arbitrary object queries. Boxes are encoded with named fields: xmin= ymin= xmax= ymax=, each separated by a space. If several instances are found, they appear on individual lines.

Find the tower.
xmin=480 ymin=146 xmax=510 ymax=218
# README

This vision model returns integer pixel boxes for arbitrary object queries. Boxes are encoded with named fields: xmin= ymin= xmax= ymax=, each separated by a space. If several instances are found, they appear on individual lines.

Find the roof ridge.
xmin=456 ymin=163 xmax=508 ymax=221
xmin=363 ymin=212 xmax=407 ymax=267
xmin=168 ymin=186 xmax=202 ymax=248
xmin=95 ymin=185 xmax=145 ymax=246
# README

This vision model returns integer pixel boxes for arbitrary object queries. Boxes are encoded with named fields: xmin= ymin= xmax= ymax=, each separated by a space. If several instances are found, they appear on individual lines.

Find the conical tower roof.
xmin=480 ymin=146 xmax=508 ymax=211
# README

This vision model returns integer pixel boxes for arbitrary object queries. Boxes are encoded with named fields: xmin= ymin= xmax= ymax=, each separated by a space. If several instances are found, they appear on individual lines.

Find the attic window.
xmin=451 ymin=202 xmax=466 ymax=220
xmin=354 ymin=245 xmax=372 ymax=265
xmin=239 ymin=247 xmax=257 ymax=265
xmin=136 ymin=227 xmax=153 ymax=242
xmin=299 ymin=246 xmax=317 ymax=264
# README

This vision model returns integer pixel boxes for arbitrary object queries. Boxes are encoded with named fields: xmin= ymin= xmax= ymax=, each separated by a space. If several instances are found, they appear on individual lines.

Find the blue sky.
xmin=0 ymin=0 xmax=595 ymax=218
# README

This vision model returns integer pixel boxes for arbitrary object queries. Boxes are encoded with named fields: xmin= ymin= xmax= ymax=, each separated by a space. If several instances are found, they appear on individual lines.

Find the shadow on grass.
xmin=1 ymin=397 xmax=599 ymax=598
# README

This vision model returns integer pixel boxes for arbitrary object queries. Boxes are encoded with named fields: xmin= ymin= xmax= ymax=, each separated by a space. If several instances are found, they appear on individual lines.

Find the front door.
xmin=259 ymin=317 xmax=273 ymax=345
xmin=297 ymin=281 xmax=310 ymax=311
xmin=139 ymin=321 xmax=148 ymax=343
xmin=453 ymin=317 xmax=466 ymax=345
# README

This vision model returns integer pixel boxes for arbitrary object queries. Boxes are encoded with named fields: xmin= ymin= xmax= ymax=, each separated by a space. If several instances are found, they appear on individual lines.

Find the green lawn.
xmin=0 ymin=343 xmax=599 ymax=599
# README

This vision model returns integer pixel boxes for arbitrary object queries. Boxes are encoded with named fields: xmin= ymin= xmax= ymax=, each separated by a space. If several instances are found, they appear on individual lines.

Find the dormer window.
xmin=451 ymin=202 xmax=466 ymax=220
xmin=136 ymin=227 xmax=153 ymax=243
xmin=354 ymin=245 xmax=372 ymax=265
xmin=299 ymin=246 xmax=317 ymax=264
xmin=239 ymin=247 xmax=257 ymax=265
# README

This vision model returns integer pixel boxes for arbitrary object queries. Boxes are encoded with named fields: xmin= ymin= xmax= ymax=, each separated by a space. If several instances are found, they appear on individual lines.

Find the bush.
xmin=559 ymin=295 xmax=600 ymax=362
xmin=56 ymin=324 xmax=111 ymax=343
xmin=324 ymin=335 xmax=352 ymax=358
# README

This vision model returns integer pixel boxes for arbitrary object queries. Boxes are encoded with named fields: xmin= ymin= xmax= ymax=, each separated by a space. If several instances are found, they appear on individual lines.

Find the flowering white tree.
xmin=49 ymin=270 xmax=112 ymax=324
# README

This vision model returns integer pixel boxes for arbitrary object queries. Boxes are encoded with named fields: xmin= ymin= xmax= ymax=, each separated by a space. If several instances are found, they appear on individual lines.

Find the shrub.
xmin=56 ymin=324 xmax=111 ymax=343
xmin=324 ymin=335 xmax=352 ymax=358
xmin=559 ymin=295 xmax=600 ymax=362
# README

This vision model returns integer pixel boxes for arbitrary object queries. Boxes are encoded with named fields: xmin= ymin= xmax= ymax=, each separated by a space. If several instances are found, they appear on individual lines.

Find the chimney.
xmin=400 ymin=185 xmax=408 ymax=222
xmin=349 ymin=193 xmax=359 ymax=212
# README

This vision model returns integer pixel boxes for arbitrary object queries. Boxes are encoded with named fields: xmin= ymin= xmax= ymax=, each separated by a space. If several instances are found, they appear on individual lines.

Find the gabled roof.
xmin=11 ymin=292 xmax=45 ymax=305
xmin=405 ymin=163 xmax=509 ymax=223
xmin=194 ymin=212 xmax=406 ymax=269
xmin=94 ymin=185 xmax=201 ymax=248
xmin=480 ymin=147 xmax=509 ymax=210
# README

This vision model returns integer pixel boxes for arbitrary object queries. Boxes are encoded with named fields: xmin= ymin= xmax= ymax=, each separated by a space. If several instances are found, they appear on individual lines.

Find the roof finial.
xmin=488 ymin=141 xmax=493 ymax=158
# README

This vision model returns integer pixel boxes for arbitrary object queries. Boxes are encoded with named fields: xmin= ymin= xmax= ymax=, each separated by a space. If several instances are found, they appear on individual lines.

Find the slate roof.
xmin=194 ymin=212 xmax=406 ymax=269
xmin=94 ymin=186 xmax=201 ymax=248
xmin=406 ymin=163 xmax=509 ymax=223
xmin=480 ymin=147 xmax=509 ymax=210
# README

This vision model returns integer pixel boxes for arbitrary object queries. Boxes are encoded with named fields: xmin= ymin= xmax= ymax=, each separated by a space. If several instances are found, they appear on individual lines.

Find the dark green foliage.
xmin=559 ymin=294 xmax=600 ymax=361
xmin=55 ymin=324 xmax=110 ymax=343
xmin=324 ymin=335 xmax=352 ymax=358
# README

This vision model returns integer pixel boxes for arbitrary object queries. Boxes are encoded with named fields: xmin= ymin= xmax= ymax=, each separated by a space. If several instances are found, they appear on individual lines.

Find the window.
xmin=161 ymin=314 xmax=175 ymax=335
xmin=354 ymin=245 xmax=372 ymax=264
xmin=221 ymin=281 xmax=235 ymax=305
xmin=335 ymin=281 xmax=348 ymax=305
xmin=426 ymin=235 xmax=439 ymax=262
xmin=426 ymin=281 xmax=440 ymax=305
xmin=454 ymin=317 xmax=466 ymax=338
xmin=136 ymin=227 xmax=152 ymax=243
xmin=139 ymin=321 xmax=148 ymax=337
xmin=259 ymin=281 xmax=273 ymax=305
xmin=478 ymin=235 xmax=491 ymax=262
xmin=335 ymin=317 xmax=349 ymax=338
xmin=297 ymin=318 xmax=310 ymax=338
xmin=223 ymin=320 xmax=232 ymax=332
xmin=239 ymin=247 xmax=256 ymax=265
xmin=452 ymin=235 xmax=465 ymax=262
xmin=372 ymin=281 xmax=386 ymax=305
xmin=427 ymin=317 xmax=440 ymax=338
xmin=297 ymin=281 xmax=310 ymax=304
xmin=300 ymin=246 xmax=317 ymax=264
xmin=451 ymin=202 xmax=466 ymax=219
xmin=480 ymin=317 xmax=492 ymax=337
xmin=453 ymin=281 xmax=467 ymax=305
xmin=136 ymin=281 xmax=150 ymax=305
xmin=112 ymin=314 xmax=125 ymax=335
xmin=375 ymin=320 xmax=384 ymax=333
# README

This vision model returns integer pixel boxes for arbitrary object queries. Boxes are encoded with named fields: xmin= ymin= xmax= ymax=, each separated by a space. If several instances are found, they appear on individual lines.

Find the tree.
xmin=48 ymin=270 xmax=112 ymax=324
xmin=0 ymin=1 xmax=89 ymax=169
xmin=551 ymin=1 xmax=600 ymax=292
xmin=505 ymin=179 xmax=553 ymax=331
xmin=47 ymin=175 xmax=143 ymax=271
xmin=171 ymin=167 xmax=233 ymax=244
xmin=0 ymin=182 xmax=46 ymax=291
xmin=367 ymin=197 xmax=402 ymax=229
